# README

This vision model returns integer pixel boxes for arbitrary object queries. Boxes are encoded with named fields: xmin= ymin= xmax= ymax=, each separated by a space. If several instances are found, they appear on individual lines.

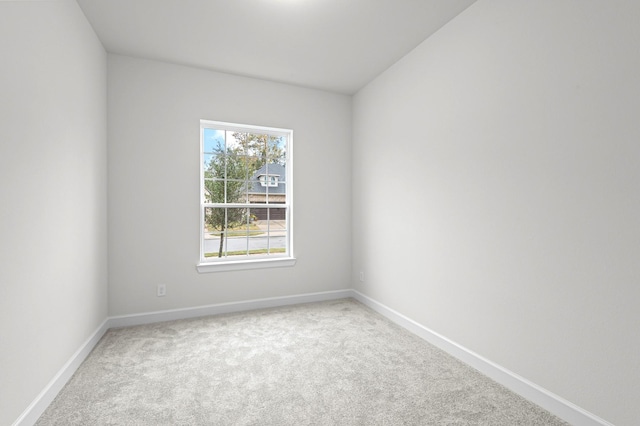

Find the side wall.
xmin=0 ymin=1 xmax=108 ymax=424
xmin=352 ymin=1 xmax=639 ymax=425
xmin=107 ymin=55 xmax=352 ymax=316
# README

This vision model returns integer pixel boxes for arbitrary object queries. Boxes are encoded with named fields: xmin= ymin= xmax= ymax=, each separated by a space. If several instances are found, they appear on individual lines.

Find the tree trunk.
xmin=218 ymin=228 xmax=225 ymax=258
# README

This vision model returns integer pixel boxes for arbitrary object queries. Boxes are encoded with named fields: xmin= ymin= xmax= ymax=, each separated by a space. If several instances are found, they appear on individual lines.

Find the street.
xmin=204 ymin=234 xmax=286 ymax=255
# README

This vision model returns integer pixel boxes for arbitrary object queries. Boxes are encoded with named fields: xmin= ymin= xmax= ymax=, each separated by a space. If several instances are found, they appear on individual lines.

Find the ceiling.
xmin=76 ymin=0 xmax=476 ymax=94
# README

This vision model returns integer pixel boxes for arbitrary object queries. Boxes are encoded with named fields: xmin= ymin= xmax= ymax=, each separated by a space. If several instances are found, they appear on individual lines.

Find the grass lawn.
xmin=205 ymin=248 xmax=286 ymax=257
xmin=206 ymin=223 xmax=263 ymax=237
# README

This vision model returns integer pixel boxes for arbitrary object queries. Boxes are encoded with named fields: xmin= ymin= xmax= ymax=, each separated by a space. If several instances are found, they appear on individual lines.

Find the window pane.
xmin=245 ymin=155 xmax=261 ymax=179
xmin=264 ymin=162 xmax=286 ymax=183
xmin=204 ymin=207 xmax=225 ymax=233
xmin=249 ymin=207 xmax=265 ymax=221
xmin=265 ymin=182 xmax=286 ymax=204
xmin=267 ymin=234 xmax=287 ymax=253
xmin=224 ymin=207 xmax=248 ymax=257
xmin=203 ymin=207 xmax=226 ymax=258
xmin=225 ymin=207 xmax=247 ymax=227
xmin=246 ymin=134 xmax=266 ymax=158
xmin=225 ymin=131 xmax=242 ymax=154
xmin=203 ymin=208 xmax=221 ymax=240
xmin=224 ymin=150 xmax=244 ymax=180
xmin=247 ymin=179 xmax=265 ymax=204
xmin=203 ymin=178 xmax=224 ymax=203
xmin=266 ymin=207 xmax=287 ymax=222
xmin=246 ymin=208 xmax=270 ymax=256
xmin=268 ymin=136 xmax=286 ymax=165
xmin=203 ymin=153 xmax=214 ymax=171
xmin=204 ymin=175 xmax=226 ymax=202
xmin=203 ymin=152 xmax=226 ymax=180
xmin=203 ymin=207 xmax=253 ymax=258
xmin=248 ymin=208 xmax=287 ymax=256
xmin=203 ymin=128 xmax=225 ymax=153
xmin=266 ymin=208 xmax=287 ymax=254
xmin=225 ymin=179 xmax=245 ymax=204
xmin=237 ymin=180 xmax=250 ymax=204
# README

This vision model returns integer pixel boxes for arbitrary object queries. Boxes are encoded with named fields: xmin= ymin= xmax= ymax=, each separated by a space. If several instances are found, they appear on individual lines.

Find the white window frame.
xmin=197 ymin=120 xmax=295 ymax=273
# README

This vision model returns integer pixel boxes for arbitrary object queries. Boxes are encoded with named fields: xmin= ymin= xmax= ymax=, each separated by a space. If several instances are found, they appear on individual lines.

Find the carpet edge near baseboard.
xmin=350 ymin=290 xmax=614 ymax=426
xmin=12 ymin=319 xmax=110 ymax=426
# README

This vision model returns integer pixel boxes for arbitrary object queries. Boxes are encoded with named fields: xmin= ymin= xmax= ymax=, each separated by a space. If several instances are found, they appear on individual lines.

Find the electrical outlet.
xmin=359 ymin=271 xmax=364 ymax=282
xmin=157 ymin=284 xmax=166 ymax=297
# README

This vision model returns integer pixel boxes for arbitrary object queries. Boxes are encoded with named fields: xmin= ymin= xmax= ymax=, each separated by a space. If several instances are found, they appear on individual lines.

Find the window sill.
xmin=197 ymin=257 xmax=296 ymax=273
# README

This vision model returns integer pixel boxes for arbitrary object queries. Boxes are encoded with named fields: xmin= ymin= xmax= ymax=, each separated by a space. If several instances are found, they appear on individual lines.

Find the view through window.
xmin=200 ymin=120 xmax=292 ymax=266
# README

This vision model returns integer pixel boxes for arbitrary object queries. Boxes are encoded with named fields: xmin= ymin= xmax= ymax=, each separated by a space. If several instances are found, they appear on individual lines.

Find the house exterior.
xmin=248 ymin=163 xmax=286 ymax=220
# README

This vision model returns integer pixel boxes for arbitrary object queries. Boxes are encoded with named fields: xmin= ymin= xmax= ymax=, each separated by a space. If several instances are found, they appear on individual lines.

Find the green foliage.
xmin=204 ymin=146 xmax=247 ymax=231
xmin=231 ymin=132 xmax=286 ymax=170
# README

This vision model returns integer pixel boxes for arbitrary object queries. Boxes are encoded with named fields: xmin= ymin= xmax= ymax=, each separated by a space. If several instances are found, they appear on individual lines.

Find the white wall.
xmin=352 ymin=1 xmax=640 ymax=425
xmin=108 ymin=55 xmax=351 ymax=316
xmin=0 ymin=1 xmax=108 ymax=424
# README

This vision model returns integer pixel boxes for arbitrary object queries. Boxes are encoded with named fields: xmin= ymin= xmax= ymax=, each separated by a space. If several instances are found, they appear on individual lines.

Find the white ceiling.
xmin=76 ymin=0 xmax=476 ymax=94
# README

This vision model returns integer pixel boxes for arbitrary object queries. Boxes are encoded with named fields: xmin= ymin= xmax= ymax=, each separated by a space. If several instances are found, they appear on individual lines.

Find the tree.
xmin=204 ymin=143 xmax=249 ymax=257
xmin=231 ymin=132 xmax=286 ymax=171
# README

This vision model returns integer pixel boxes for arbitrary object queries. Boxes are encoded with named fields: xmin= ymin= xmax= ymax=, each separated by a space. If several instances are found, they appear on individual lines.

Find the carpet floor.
xmin=36 ymin=299 xmax=568 ymax=425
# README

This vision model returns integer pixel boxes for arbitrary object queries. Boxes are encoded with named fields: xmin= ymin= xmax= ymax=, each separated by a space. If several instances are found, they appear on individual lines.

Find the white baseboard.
xmin=108 ymin=289 xmax=353 ymax=328
xmin=12 ymin=319 xmax=110 ymax=426
xmin=350 ymin=290 xmax=614 ymax=426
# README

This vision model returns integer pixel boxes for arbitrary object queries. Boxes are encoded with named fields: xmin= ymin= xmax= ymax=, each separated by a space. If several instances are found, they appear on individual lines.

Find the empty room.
xmin=1 ymin=0 xmax=638 ymax=425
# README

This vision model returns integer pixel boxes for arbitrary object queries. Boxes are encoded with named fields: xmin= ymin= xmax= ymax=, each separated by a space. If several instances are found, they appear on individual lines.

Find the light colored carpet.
xmin=37 ymin=299 xmax=568 ymax=425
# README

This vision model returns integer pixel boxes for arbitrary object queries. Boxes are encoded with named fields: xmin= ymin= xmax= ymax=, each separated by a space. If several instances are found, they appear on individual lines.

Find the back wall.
xmin=108 ymin=55 xmax=352 ymax=316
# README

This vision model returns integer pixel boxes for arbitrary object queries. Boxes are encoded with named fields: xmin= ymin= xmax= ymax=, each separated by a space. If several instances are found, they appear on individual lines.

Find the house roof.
xmin=249 ymin=164 xmax=286 ymax=195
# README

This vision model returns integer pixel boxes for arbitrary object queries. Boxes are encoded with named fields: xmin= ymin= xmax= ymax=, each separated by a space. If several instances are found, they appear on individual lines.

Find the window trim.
xmin=197 ymin=257 xmax=296 ymax=273
xmin=197 ymin=120 xmax=295 ymax=273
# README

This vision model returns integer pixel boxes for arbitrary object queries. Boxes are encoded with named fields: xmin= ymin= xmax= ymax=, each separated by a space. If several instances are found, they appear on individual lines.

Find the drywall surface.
xmin=352 ymin=1 xmax=640 ymax=425
xmin=0 ymin=1 xmax=108 ymax=424
xmin=108 ymin=55 xmax=352 ymax=316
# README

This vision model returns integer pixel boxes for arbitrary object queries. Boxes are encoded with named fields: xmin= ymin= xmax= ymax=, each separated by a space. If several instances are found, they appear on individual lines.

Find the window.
xmin=260 ymin=174 xmax=279 ymax=187
xmin=198 ymin=120 xmax=295 ymax=272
